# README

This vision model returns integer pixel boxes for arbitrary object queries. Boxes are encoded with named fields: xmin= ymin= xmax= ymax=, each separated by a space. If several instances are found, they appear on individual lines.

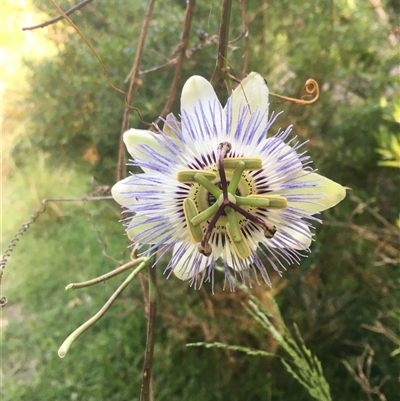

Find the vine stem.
xmin=58 ymin=258 xmax=150 ymax=358
xmin=65 ymin=258 xmax=144 ymax=290
xmin=140 ymin=264 xmax=157 ymax=401
xmin=22 ymin=0 xmax=95 ymax=31
xmin=210 ymin=0 xmax=233 ymax=89
xmin=117 ymin=0 xmax=157 ymax=182
xmin=153 ymin=0 xmax=196 ymax=126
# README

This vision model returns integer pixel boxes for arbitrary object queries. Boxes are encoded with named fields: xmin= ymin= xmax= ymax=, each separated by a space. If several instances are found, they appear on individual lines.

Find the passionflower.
xmin=112 ymin=72 xmax=346 ymax=289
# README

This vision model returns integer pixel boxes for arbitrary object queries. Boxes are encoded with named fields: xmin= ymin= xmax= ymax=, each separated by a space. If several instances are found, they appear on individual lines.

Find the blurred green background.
xmin=2 ymin=0 xmax=399 ymax=400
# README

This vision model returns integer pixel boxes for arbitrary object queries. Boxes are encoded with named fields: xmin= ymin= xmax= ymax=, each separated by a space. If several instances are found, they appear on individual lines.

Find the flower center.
xmin=178 ymin=142 xmax=288 ymax=259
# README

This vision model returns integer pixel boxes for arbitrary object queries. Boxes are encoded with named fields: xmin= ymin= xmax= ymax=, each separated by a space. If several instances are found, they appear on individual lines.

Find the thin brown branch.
xmin=239 ymin=0 xmax=249 ymax=79
xmin=361 ymin=321 xmax=400 ymax=346
xmin=350 ymin=194 xmax=399 ymax=234
xmin=211 ymin=0 xmax=233 ymax=88
xmin=341 ymin=345 xmax=389 ymax=401
xmin=153 ymin=0 xmax=196 ymax=126
xmin=140 ymin=59 xmax=177 ymax=75
xmin=117 ymin=0 xmax=157 ymax=182
xmin=140 ymin=265 xmax=157 ymax=401
xmin=369 ymin=0 xmax=397 ymax=46
xmin=22 ymin=0 xmax=95 ymax=31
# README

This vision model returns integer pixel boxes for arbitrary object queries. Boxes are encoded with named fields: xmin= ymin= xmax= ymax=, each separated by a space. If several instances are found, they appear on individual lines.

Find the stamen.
xmin=223 ymin=157 xmax=262 ymax=170
xmin=228 ymin=202 xmax=277 ymax=239
xmin=200 ymin=203 xmax=226 ymax=253
xmin=185 ymin=142 xmax=278 ymax=259
xmin=225 ymin=209 xmax=242 ymax=242
xmin=183 ymin=198 xmax=204 ymax=242
xmin=236 ymin=195 xmax=288 ymax=209
xmin=178 ymin=170 xmax=217 ymax=183
xmin=226 ymin=222 xmax=251 ymax=259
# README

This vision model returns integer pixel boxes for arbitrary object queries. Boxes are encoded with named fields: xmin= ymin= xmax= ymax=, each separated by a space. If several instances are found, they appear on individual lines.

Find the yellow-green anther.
xmin=225 ymin=208 xmax=242 ymax=242
xmin=183 ymin=198 xmax=203 ymax=242
xmin=227 ymin=161 xmax=245 ymax=193
xmin=236 ymin=195 xmax=288 ymax=209
xmin=223 ymin=157 xmax=262 ymax=170
xmin=226 ymin=222 xmax=251 ymax=259
xmin=177 ymin=170 xmax=217 ymax=183
xmin=191 ymin=202 xmax=219 ymax=226
xmin=249 ymin=194 xmax=287 ymax=209
xmin=194 ymin=173 xmax=221 ymax=198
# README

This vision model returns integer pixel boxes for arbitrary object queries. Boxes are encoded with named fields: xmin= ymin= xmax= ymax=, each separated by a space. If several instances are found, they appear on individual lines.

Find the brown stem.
xmin=239 ymin=0 xmax=249 ymax=79
xmin=153 ymin=0 xmax=196 ymax=126
xmin=210 ymin=0 xmax=233 ymax=87
xmin=140 ymin=265 xmax=157 ymax=401
xmin=117 ymin=0 xmax=157 ymax=182
xmin=22 ymin=0 xmax=95 ymax=31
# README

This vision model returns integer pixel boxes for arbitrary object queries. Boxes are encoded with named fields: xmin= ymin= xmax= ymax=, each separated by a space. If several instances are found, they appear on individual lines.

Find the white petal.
xmin=172 ymin=242 xmax=211 ymax=280
xmin=223 ymin=241 xmax=254 ymax=271
xmin=227 ymin=72 xmax=269 ymax=138
xmin=127 ymin=216 xmax=173 ymax=244
xmin=282 ymin=172 xmax=346 ymax=214
xmin=111 ymin=177 xmax=138 ymax=207
xmin=269 ymin=219 xmax=312 ymax=250
xmin=261 ymin=139 xmax=303 ymax=183
xmin=180 ymin=76 xmax=224 ymax=142
xmin=163 ymin=113 xmax=181 ymax=137
xmin=123 ymin=128 xmax=180 ymax=162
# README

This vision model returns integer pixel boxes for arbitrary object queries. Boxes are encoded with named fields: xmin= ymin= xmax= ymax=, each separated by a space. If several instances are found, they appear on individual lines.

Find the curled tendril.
xmin=270 ymin=79 xmax=320 ymax=105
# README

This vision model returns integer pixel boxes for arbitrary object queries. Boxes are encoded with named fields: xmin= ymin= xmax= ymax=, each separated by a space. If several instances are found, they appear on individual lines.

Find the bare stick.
xmin=153 ymin=0 xmax=196 ymax=126
xmin=211 ymin=0 xmax=233 ymax=88
xmin=58 ymin=258 xmax=150 ymax=358
xmin=117 ymin=0 xmax=157 ymax=182
xmin=140 ymin=264 xmax=157 ymax=401
xmin=22 ymin=0 xmax=95 ymax=31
